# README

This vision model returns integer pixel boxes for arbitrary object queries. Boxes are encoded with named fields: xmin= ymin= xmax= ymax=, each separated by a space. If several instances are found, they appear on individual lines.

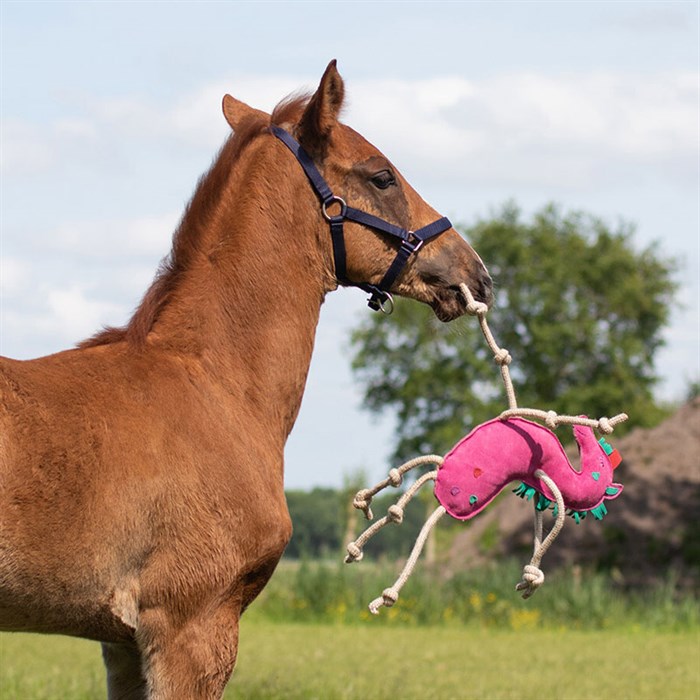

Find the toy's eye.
xmin=371 ymin=170 xmax=396 ymax=190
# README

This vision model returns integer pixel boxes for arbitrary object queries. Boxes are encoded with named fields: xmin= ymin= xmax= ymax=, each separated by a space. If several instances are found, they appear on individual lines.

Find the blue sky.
xmin=1 ymin=1 xmax=698 ymax=488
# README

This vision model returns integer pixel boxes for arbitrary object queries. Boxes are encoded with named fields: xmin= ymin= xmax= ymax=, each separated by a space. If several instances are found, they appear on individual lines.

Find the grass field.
xmin=2 ymin=622 xmax=698 ymax=699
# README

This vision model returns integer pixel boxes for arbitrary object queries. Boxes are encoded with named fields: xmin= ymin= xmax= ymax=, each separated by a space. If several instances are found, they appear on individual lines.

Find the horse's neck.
xmin=152 ymin=143 xmax=332 ymax=441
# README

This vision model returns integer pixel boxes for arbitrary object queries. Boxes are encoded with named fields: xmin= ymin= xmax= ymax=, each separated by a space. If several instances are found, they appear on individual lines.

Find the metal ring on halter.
xmin=406 ymin=231 xmax=423 ymax=253
xmin=377 ymin=293 xmax=394 ymax=315
xmin=322 ymin=196 xmax=347 ymax=221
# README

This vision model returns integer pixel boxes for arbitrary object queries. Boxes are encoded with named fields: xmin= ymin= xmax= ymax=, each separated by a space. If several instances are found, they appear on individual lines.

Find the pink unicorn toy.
xmin=345 ymin=285 xmax=627 ymax=613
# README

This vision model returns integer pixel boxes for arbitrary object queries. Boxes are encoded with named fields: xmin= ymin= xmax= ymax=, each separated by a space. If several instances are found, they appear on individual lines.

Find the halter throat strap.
xmin=271 ymin=125 xmax=452 ymax=312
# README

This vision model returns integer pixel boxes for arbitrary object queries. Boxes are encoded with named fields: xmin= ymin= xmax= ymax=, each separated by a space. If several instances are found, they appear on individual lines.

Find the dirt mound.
xmin=445 ymin=398 xmax=700 ymax=588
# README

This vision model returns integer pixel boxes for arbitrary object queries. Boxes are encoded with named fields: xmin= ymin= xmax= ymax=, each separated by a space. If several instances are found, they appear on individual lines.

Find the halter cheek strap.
xmin=271 ymin=125 xmax=452 ymax=313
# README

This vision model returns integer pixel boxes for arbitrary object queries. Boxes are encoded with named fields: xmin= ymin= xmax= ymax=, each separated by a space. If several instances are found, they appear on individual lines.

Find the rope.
xmin=458 ymin=283 xmax=629 ymax=431
xmin=515 ymin=469 xmax=566 ymax=599
xmin=368 ymin=505 xmax=447 ymax=614
xmin=345 ymin=469 xmax=439 ymax=563
xmin=499 ymin=408 xmax=628 ymax=434
xmin=352 ymin=454 xmax=443 ymax=520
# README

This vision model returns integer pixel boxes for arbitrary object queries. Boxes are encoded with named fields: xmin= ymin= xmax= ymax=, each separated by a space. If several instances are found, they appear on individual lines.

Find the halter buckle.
xmin=405 ymin=231 xmax=423 ymax=253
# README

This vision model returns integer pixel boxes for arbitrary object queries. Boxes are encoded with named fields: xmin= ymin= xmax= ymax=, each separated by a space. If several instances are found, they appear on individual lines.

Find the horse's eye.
xmin=371 ymin=170 xmax=396 ymax=190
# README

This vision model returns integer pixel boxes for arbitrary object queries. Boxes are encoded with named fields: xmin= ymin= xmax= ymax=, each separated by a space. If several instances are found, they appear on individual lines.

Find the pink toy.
xmin=345 ymin=284 xmax=628 ymax=613
xmin=436 ymin=417 xmax=623 ymax=523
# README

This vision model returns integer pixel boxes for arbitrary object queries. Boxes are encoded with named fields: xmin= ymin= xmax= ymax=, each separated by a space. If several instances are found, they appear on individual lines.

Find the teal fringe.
xmin=512 ymin=482 xmax=612 ymax=524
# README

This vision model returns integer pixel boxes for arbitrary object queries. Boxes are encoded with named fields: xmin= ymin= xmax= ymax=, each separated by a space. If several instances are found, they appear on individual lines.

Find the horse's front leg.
xmin=136 ymin=601 xmax=241 ymax=700
xmin=102 ymin=640 xmax=148 ymax=700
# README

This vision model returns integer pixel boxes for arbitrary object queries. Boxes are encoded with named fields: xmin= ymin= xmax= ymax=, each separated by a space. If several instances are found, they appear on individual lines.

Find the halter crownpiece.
xmin=271 ymin=125 xmax=453 ymax=312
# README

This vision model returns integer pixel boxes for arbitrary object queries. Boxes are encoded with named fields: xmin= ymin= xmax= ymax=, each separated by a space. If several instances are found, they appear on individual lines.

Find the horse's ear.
xmin=297 ymin=59 xmax=345 ymax=155
xmin=222 ymin=94 xmax=269 ymax=131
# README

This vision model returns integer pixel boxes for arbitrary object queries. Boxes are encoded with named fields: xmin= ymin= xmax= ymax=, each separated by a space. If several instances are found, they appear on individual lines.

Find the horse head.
xmin=222 ymin=60 xmax=492 ymax=321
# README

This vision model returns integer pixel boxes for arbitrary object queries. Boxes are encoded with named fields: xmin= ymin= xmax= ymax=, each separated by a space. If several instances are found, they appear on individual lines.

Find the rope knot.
xmin=466 ymin=300 xmax=488 ymax=316
xmin=598 ymin=417 xmax=613 ymax=434
xmin=382 ymin=587 xmax=399 ymax=607
xmin=353 ymin=489 xmax=373 ymax=519
xmin=368 ymin=587 xmax=399 ymax=615
xmin=545 ymin=410 xmax=558 ymax=430
xmin=388 ymin=469 xmax=403 ymax=487
xmin=493 ymin=348 xmax=512 ymax=366
xmin=345 ymin=542 xmax=363 ymax=563
xmin=387 ymin=505 xmax=404 ymax=523
xmin=516 ymin=564 xmax=545 ymax=599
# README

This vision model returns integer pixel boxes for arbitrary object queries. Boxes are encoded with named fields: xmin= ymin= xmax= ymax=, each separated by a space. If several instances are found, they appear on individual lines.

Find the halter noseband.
xmin=271 ymin=125 xmax=453 ymax=313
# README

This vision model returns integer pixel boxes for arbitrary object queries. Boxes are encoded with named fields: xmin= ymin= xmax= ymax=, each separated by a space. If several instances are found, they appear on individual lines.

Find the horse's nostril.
xmin=475 ymin=271 xmax=494 ymax=307
xmin=479 ymin=271 xmax=494 ymax=306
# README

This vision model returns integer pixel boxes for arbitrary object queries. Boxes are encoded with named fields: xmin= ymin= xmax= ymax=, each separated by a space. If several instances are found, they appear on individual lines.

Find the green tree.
xmin=285 ymin=488 xmax=342 ymax=558
xmin=351 ymin=203 xmax=678 ymax=462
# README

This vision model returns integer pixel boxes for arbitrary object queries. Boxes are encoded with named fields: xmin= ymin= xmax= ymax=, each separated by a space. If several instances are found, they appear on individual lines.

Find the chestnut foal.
xmin=0 ymin=61 xmax=492 ymax=698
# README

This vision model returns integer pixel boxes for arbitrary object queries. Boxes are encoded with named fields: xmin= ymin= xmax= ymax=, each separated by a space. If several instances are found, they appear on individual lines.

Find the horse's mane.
xmin=79 ymin=93 xmax=311 ymax=350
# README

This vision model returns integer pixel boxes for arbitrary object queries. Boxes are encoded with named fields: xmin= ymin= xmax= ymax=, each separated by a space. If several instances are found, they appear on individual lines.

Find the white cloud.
xmin=0 ymin=255 xmax=29 ymax=295
xmin=610 ymin=4 xmax=696 ymax=33
xmin=55 ymin=118 xmax=98 ymax=140
xmin=92 ymin=97 xmax=158 ymax=137
xmin=167 ymin=77 xmax=307 ymax=148
xmin=349 ymin=78 xmax=480 ymax=163
xmin=4 ymin=70 xmax=696 ymax=191
xmin=348 ymin=71 xmax=699 ymax=189
xmin=86 ymin=76 xmax=309 ymax=151
xmin=35 ymin=211 xmax=179 ymax=260
xmin=0 ymin=281 xmax=130 ymax=359
xmin=0 ymin=120 xmax=56 ymax=175
xmin=0 ymin=210 xmax=178 ymax=357
xmin=44 ymin=285 xmax=125 ymax=339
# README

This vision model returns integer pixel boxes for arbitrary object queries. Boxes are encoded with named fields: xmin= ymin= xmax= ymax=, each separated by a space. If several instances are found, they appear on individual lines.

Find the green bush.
xmin=249 ymin=559 xmax=699 ymax=630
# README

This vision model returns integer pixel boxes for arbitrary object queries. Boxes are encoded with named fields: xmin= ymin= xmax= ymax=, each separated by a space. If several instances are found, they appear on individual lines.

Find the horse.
xmin=0 ymin=61 xmax=493 ymax=699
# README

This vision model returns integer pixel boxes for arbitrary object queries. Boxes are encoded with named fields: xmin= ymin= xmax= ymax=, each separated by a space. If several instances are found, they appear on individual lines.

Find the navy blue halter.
xmin=271 ymin=125 xmax=453 ymax=313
